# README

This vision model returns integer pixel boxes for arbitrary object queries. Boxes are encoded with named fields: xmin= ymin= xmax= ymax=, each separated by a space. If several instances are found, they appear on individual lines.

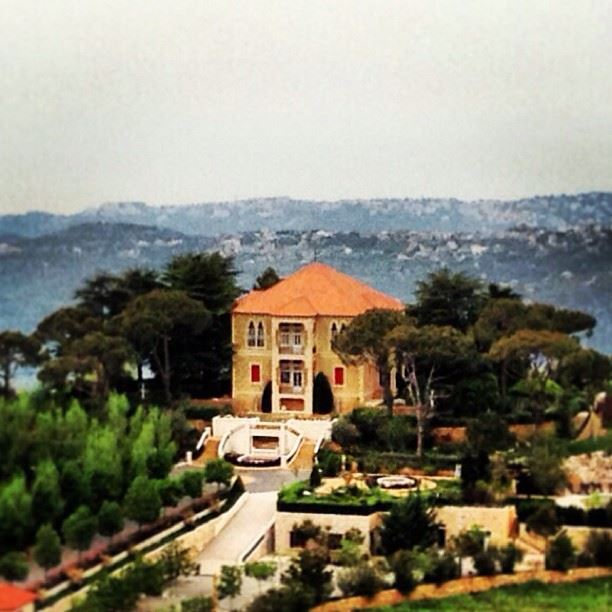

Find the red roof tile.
xmin=0 ymin=584 xmax=37 ymax=611
xmin=234 ymin=262 xmax=404 ymax=316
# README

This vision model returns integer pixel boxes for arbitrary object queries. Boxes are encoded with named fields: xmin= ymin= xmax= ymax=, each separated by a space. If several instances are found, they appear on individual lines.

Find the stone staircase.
xmin=289 ymin=439 xmax=316 ymax=469
xmin=194 ymin=437 xmax=221 ymax=464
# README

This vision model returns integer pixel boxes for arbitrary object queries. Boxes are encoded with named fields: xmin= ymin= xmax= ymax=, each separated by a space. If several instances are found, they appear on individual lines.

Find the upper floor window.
xmin=330 ymin=322 xmax=347 ymax=348
xmin=247 ymin=320 xmax=265 ymax=348
xmin=247 ymin=321 xmax=256 ymax=347
xmin=257 ymin=322 xmax=265 ymax=347
xmin=279 ymin=323 xmax=304 ymax=354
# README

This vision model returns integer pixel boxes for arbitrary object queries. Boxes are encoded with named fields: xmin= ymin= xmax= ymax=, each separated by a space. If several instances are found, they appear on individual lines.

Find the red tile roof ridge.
xmin=233 ymin=262 xmax=404 ymax=317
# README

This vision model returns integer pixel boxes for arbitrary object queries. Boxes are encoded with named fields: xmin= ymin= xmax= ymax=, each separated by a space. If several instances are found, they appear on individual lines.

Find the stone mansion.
xmin=231 ymin=262 xmax=404 ymax=415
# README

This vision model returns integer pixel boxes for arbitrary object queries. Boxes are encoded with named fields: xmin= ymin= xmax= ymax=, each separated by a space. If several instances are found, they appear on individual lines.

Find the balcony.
xmin=279 ymin=383 xmax=305 ymax=395
xmin=279 ymin=343 xmax=305 ymax=355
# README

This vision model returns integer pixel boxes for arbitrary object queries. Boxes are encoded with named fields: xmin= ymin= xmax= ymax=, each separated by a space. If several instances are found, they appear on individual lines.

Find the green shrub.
xmin=497 ymin=543 xmax=523 ymax=574
xmin=332 ymin=417 xmax=360 ymax=447
xmin=0 ymin=551 xmax=29 ymax=581
xmin=424 ymin=551 xmax=459 ymax=584
xmin=473 ymin=550 xmax=497 ymax=576
xmin=546 ymin=531 xmax=576 ymax=571
xmin=181 ymin=596 xmax=213 ymax=612
xmin=181 ymin=470 xmax=205 ymax=498
xmin=388 ymin=550 xmax=417 ymax=594
xmin=585 ymin=531 xmax=612 ymax=567
xmin=337 ymin=562 xmax=386 ymax=598
xmin=317 ymin=447 xmax=342 ymax=477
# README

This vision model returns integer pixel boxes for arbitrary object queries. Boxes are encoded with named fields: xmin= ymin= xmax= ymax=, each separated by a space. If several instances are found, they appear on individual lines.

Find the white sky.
xmin=1 ymin=1 xmax=611 ymax=214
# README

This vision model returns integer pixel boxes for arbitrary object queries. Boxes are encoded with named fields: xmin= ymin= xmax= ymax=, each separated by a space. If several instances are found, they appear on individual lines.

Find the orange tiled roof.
xmin=0 ymin=584 xmax=37 ymax=611
xmin=233 ymin=262 xmax=404 ymax=316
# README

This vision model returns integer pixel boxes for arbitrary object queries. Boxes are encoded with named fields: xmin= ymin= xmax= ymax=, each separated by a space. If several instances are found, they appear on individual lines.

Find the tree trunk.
xmin=416 ymin=404 xmax=425 ymax=459
xmin=381 ymin=365 xmax=393 ymax=415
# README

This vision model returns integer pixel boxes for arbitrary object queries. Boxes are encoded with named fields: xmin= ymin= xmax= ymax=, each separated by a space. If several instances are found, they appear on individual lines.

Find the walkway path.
xmin=197 ymin=491 xmax=277 ymax=574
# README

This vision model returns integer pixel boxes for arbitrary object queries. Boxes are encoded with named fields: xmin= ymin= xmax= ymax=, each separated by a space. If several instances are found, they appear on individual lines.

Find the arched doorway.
xmin=313 ymin=372 xmax=334 ymax=414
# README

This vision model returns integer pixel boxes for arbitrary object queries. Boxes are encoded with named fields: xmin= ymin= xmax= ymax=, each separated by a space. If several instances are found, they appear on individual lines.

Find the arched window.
xmin=330 ymin=322 xmax=338 ymax=348
xmin=257 ymin=322 xmax=265 ymax=347
xmin=247 ymin=321 xmax=256 ymax=347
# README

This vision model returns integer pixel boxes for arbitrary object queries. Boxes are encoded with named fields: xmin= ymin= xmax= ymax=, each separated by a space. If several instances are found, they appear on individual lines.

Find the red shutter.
xmin=334 ymin=367 xmax=344 ymax=386
xmin=251 ymin=364 xmax=261 ymax=383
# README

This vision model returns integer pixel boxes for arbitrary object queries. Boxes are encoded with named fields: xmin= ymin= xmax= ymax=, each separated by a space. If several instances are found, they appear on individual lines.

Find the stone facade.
xmin=232 ymin=312 xmax=383 ymax=415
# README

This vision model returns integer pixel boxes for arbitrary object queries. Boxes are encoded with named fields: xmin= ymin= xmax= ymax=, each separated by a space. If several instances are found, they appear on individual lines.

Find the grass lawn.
xmin=370 ymin=577 xmax=612 ymax=611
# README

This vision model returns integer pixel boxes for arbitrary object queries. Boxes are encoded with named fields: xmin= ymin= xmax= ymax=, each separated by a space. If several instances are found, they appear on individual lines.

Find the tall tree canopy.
xmin=0 ymin=331 xmax=40 ymax=396
xmin=254 ymin=266 xmax=281 ymax=290
xmin=389 ymin=324 xmax=477 ymax=456
xmin=162 ymin=252 xmax=241 ymax=397
xmin=333 ymin=309 xmax=407 ymax=412
xmin=119 ymin=290 xmax=210 ymax=402
xmin=410 ymin=268 xmax=486 ymax=332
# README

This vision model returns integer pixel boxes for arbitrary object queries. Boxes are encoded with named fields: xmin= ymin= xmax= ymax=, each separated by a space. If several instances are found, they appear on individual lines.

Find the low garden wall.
xmin=431 ymin=421 xmax=556 ymax=445
xmin=312 ymin=566 xmax=612 ymax=611
xmin=435 ymin=505 xmax=518 ymax=546
xmin=39 ymin=481 xmax=247 ymax=611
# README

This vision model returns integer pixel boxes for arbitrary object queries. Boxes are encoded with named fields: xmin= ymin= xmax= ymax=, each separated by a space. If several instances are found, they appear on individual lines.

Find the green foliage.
xmin=466 ymin=413 xmax=515 ymax=454
xmin=497 ymin=543 xmax=524 ymax=574
xmin=337 ymin=538 xmax=362 ymax=567
xmin=388 ymin=550 xmax=417 ymax=594
xmin=0 ymin=473 xmax=33 ymax=552
xmin=34 ymin=524 xmax=62 ymax=573
xmin=0 ymin=330 xmax=40 ymax=395
xmin=331 ymin=416 xmax=361 ymax=448
xmin=525 ymin=435 xmax=567 ymax=495
xmin=374 ymin=577 xmax=612 ymax=611
xmin=124 ymin=475 xmax=162 ymax=526
xmin=158 ymin=543 xmax=198 ymax=583
xmin=247 ymin=583 xmax=314 ymax=612
xmin=411 ymin=268 xmax=485 ymax=332
xmin=244 ymin=560 xmax=277 ymax=586
xmin=158 ymin=478 xmax=185 ymax=507
xmin=70 ymin=555 xmax=165 ymax=611
xmin=423 ymin=551 xmax=459 ymax=584
xmin=526 ymin=503 xmax=560 ymax=539
xmin=309 ymin=465 xmax=322 ymax=488
xmin=546 ymin=531 xmax=576 ymax=571
xmin=181 ymin=470 xmax=204 ymax=499
xmin=317 ymin=446 xmax=342 ymax=477
xmin=218 ymin=564 xmax=243 ymax=601
xmin=380 ymin=494 xmax=437 ymax=555
xmin=62 ymin=506 xmax=97 ymax=555
xmin=97 ymin=500 xmax=124 ymax=540
xmin=282 ymin=544 xmax=333 ymax=604
xmin=32 ymin=459 xmax=64 ymax=526
xmin=584 ymin=531 xmax=612 ymax=567
xmin=181 ymin=596 xmax=213 ymax=612
xmin=473 ymin=549 xmax=497 ymax=576
xmin=253 ymin=266 xmax=281 ymax=290
xmin=337 ymin=561 xmax=386 ymax=598
xmin=333 ymin=308 xmax=407 ymax=411
xmin=0 ymin=551 xmax=29 ymax=581
xmin=203 ymin=458 xmax=234 ymax=489
xmin=450 ymin=526 xmax=486 ymax=558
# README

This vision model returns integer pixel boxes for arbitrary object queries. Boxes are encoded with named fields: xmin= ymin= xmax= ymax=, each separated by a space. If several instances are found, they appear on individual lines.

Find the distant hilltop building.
xmin=231 ymin=262 xmax=404 ymax=414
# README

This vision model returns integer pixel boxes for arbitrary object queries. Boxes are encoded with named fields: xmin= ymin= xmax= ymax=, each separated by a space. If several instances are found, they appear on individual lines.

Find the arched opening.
xmin=247 ymin=321 xmax=256 ymax=347
xmin=261 ymin=381 xmax=272 ymax=413
xmin=313 ymin=372 xmax=334 ymax=414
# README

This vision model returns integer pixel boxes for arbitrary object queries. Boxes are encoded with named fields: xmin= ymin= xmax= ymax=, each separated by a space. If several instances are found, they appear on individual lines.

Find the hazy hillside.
xmin=1 ymin=192 xmax=611 ymax=237
xmin=1 ymin=221 xmax=610 ymax=353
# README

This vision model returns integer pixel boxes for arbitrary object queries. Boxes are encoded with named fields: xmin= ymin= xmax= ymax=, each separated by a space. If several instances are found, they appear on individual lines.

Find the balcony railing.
xmin=279 ymin=343 xmax=305 ymax=355
xmin=279 ymin=384 xmax=305 ymax=395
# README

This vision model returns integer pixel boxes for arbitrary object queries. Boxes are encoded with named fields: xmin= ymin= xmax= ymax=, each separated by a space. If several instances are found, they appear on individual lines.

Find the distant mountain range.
xmin=1 ymin=192 xmax=611 ymax=353
xmin=2 ymin=192 xmax=612 ymax=237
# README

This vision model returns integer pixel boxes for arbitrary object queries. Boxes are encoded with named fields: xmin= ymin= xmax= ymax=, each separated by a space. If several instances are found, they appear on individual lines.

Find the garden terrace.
xmin=277 ymin=477 xmax=462 ymax=515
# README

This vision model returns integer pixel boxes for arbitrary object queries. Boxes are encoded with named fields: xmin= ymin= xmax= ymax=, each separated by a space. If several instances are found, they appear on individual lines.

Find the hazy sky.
xmin=1 ymin=1 xmax=612 ymax=214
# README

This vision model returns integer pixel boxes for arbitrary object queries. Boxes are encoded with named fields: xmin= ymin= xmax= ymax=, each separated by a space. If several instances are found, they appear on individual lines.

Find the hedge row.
xmin=510 ymin=497 xmax=612 ymax=528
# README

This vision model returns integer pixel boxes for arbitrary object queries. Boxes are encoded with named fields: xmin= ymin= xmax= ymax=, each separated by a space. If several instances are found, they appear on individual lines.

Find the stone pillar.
xmin=280 ymin=423 xmax=287 ymax=467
